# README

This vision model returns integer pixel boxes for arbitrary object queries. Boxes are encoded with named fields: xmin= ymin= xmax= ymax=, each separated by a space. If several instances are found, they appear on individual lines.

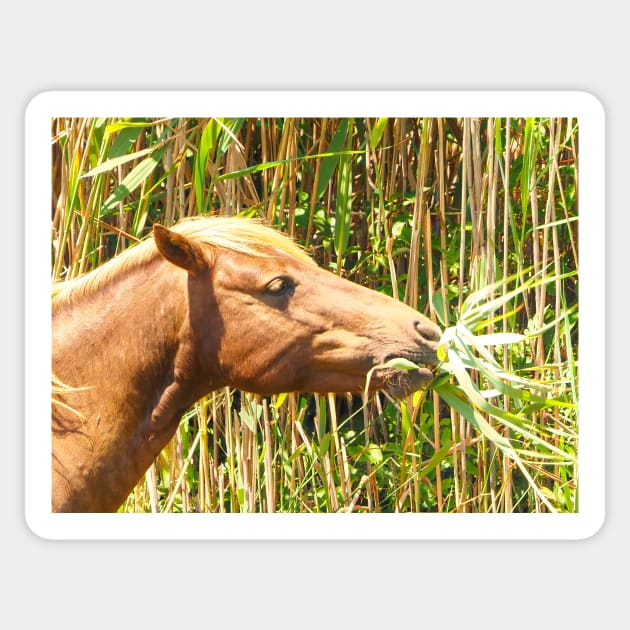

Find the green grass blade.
xmin=334 ymin=149 xmax=353 ymax=266
xmin=100 ymin=145 xmax=167 ymax=216
xmin=82 ymin=147 xmax=155 ymax=178
xmin=369 ymin=117 xmax=388 ymax=149
xmin=194 ymin=119 xmax=221 ymax=212
xmin=316 ymin=118 xmax=349 ymax=200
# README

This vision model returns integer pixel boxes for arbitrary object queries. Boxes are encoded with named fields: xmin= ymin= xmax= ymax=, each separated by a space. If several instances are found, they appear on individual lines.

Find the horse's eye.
xmin=265 ymin=277 xmax=293 ymax=296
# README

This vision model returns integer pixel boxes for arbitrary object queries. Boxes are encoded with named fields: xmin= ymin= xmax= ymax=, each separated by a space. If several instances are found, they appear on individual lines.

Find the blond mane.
xmin=52 ymin=216 xmax=315 ymax=307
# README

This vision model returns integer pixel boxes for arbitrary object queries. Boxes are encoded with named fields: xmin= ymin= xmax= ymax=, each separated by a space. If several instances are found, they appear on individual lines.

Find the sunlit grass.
xmin=52 ymin=117 xmax=579 ymax=513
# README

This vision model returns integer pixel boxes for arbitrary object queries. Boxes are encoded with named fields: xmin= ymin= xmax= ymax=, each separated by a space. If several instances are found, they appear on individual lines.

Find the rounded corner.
xmin=24 ymin=509 xmax=56 ymax=542
xmin=574 ymin=509 xmax=606 ymax=541
xmin=572 ymin=89 xmax=606 ymax=120
xmin=24 ymin=90 xmax=58 ymax=121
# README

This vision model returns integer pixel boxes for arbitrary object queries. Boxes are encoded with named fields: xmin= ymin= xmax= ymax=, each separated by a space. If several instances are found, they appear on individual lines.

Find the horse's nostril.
xmin=414 ymin=319 xmax=442 ymax=343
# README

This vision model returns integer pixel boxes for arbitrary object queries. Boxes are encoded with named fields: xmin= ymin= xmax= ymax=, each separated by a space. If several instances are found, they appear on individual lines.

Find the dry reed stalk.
xmin=261 ymin=399 xmax=275 ymax=512
xmin=406 ymin=118 xmax=433 ymax=308
xmin=145 ymin=463 xmax=159 ymax=513
xmin=485 ymin=119 xmax=499 ymax=506
xmin=327 ymin=394 xmax=350 ymax=506
xmin=502 ymin=118 xmax=514 ymax=512
xmin=240 ymin=414 xmax=254 ymax=513
xmin=162 ymin=430 xmax=201 ymax=513
xmin=198 ymin=399 xmax=212 ymax=512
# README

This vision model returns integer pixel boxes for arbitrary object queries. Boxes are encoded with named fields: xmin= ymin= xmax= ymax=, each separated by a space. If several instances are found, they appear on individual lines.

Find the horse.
xmin=52 ymin=216 xmax=442 ymax=512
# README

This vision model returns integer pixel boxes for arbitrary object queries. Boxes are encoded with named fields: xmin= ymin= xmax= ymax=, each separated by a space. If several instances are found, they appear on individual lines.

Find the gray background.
xmin=3 ymin=1 xmax=625 ymax=627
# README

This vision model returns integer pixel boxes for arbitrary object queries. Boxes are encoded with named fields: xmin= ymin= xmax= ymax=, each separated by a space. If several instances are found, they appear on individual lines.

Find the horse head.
xmin=153 ymin=219 xmax=442 ymax=399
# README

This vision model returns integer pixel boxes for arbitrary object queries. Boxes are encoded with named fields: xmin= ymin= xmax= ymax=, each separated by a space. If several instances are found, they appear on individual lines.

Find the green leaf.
xmin=432 ymin=292 xmax=450 ymax=327
xmin=216 ymin=118 xmax=245 ymax=157
xmin=215 ymin=149 xmax=362 ymax=183
xmin=316 ymin=119 xmax=349 ymax=200
xmin=436 ymin=382 xmax=510 ymax=449
xmin=108 ymin=126 xmax=145 ymax=159
xmin=417 ymin=439 xmax=454 ymax=478
xmin=239 ymin=397 xmax=262 ymax=433
xmin=194 ymin=119 xmax=222 ymax=212
xmin=274 ymin=392 xmax=288 ymax=410
xmin=520 ymin=117 xmax=536 ymax=220
xmin=381 ymin=357 xmax=420 ymax=371
xmin=82 ymin=147 xmax=155 ymax=178
xmin=334 ymin=121 xmax=354 ymax=264
xmin=239 ymin=407 xmax=256 ymax=432
xmin=105 ymin=120 xmax=154 ymax=134
xmin=400 ymin=399 xmax=411 ymax=436
xmin=318 ymin=433 xmax=332 ymax=459
xmin=364 ymin=443 xmax=384 ymax=465
xmin=369 ymin=117 xmax=388 ymax=149
xmin=317 ymin=395 xmax=327 ymax=440
xmin=100 ymin=146 xmax=167 ymax=215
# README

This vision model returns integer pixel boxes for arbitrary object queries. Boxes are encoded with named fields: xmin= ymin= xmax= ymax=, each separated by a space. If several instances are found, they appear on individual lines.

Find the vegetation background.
xmin=51 ymin=116 xmax=579 ymax=513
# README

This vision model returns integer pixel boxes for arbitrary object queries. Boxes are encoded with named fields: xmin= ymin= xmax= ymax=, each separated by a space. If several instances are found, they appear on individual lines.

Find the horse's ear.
xmin=153 ymin=224 xmax=209 ymax=273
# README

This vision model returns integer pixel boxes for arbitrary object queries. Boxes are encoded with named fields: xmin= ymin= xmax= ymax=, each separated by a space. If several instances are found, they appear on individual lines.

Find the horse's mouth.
xmin=371 ymin=364 xmax=435 ymax=399
xmin=370 ymin=351 xmax=439 ymax=399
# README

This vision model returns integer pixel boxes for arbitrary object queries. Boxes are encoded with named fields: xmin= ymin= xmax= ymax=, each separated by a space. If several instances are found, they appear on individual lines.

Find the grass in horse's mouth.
xmin=364 ymin=356 xmax=436 ymax=400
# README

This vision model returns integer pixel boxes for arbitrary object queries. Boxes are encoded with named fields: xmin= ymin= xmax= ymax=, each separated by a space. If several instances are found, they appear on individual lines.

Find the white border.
xmin=25 ymin=91 xmax=605 ymax=540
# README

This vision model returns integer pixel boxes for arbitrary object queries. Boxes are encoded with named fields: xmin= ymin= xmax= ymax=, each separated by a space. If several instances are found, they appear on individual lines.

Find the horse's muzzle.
xmin=371 ymin=363 xmax=436 ymax=399
xmin=374 ymin=318 xmax=442 ymax=398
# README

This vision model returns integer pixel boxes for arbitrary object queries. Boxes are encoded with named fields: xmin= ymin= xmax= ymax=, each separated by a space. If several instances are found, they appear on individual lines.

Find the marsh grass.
xmin=51 ymin=116 xmax=579 ymax=513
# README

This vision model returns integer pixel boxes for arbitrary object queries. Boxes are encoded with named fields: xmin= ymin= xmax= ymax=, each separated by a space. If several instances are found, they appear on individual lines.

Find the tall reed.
xmin=51 ymin=117 xmax=579 ymax=513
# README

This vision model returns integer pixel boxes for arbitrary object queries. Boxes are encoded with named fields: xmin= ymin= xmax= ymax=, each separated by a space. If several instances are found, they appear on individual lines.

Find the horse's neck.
xmin=52 ymin=258 xmax=200 ymax=512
